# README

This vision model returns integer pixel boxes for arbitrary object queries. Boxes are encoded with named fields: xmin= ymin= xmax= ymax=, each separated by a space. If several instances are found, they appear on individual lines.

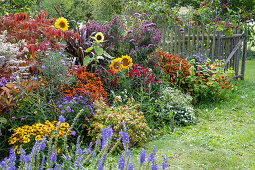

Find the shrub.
xmin=62 ymin=67 xmax=108 ymax=104
xmin=40 ymin=50 xmax=77 ymax=93
xmin=0 ymin=11 xmax=67 ymax=57
xmin=87 ymin=100 xmax=150 ymax=147
xmin=184 ymin=54 xmax=235 ymax=103
xmin=152 ymin=51 xmax=190 ymax=86
xmin=123 ymin=23 xmax=161 ymax=64
xmin=160 ymin=86 xmax=196 ymax=126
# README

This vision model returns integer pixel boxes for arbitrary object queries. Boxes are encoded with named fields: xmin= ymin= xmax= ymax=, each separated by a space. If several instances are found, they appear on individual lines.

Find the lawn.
xmin=132 ymin=57 xmax=255 ymax=169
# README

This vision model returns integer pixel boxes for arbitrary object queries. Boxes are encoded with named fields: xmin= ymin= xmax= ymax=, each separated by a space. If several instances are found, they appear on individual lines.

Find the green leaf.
xmin=85 ymin=47 xmax=94 ymax=53
xmin=103 ymin=51 xmax=114 ymax=59
xmin=0 ymin=117 xmax=7 ymax=124
xmin=83 ymin=56 xmax=93 ymax=67
xmin=97 ymin=56 xmax=104 ymax=60
xmin=94 ymin=46 xmax=103 ymax=56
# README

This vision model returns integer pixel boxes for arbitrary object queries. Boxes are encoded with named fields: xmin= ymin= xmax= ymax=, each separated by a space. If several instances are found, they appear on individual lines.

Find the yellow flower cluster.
xmin=109 ymin=55 xmax=133 ymax=72
xmin=9 ymin=120 xmax=70 ymax=153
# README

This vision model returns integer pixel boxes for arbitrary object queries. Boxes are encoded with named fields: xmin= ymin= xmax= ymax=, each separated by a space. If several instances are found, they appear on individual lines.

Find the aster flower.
xmin=71 ymin=131 xmax=76 ymax=136
xmin=66 ymin=106 xmax=71 ymax=112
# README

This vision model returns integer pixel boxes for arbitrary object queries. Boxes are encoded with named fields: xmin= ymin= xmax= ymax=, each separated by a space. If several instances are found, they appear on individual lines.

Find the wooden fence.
xmin=160 ymin=25 xmax=248 ymax=79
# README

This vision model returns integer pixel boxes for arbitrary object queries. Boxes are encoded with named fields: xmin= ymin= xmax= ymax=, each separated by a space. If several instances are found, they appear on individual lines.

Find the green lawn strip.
xmin=130 ymin=58 xmax=255 ymax=169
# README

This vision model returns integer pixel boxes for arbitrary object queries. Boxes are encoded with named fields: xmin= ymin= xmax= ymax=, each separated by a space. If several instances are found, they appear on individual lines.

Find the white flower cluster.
xmin=0 ymin=31 xmax=29 ymax=78
xmin=160 ymin=86 xmax=194 ymax=113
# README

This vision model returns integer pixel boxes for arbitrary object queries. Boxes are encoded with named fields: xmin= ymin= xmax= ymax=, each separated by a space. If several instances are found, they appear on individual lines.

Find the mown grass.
xmin=130 ymin=56 xmax=255 ymax=169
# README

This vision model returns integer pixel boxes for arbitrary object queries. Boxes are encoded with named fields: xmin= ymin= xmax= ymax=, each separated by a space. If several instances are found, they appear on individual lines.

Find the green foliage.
xmin=32 ymin=0 xmax=93 ymax=22
xmin=184 ymin=57 xmax=235 ymax=103
xmin=91 ymin=0 xmax=127 ymax=22
xmin=0 ymin=0 xmax=36 ymax=16
xmin=41 ymin=50 xmax=77 ymax=93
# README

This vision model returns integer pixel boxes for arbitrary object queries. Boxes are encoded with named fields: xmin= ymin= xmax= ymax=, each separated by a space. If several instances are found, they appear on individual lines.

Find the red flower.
xmin=222 ymin=86 xmax=225 ymax=89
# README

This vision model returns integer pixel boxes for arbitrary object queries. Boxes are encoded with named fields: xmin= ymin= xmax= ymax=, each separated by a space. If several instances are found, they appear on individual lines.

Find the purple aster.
xmin=59 ymin=115 xmax=65 ymax=123
xmin=12 ymin=116 xmax=16 ymax=119
xmin=21 ymin=117 xmax=25 ymax=121
xmin=71 ymin=131 xmax=76 ymax=136
xmin=41 ymin=65 xmax=45 ymax=69
xmin=66 ymin=106 xmax=71 ymax=112
xmin=61 ymin=110 xmax=65 ymax=114
xmin=10 ymin=76 xmax=15 ymax=82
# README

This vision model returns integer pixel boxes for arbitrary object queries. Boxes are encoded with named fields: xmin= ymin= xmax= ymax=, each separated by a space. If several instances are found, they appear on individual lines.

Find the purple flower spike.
xmin=179 ymin=28 xmax=184 ymax=31
xmin=147 ymin=146 xmax=157 ymax=162
xmin=151 ymin=159 xmax=158 ymax=170
xmin=127 ymin=163 xmax=134 ymax=170
xmin=162 ymin=154 xmax=169 ymax=170
xmin=139 ymin=148 xmax=146 ymax=164
xmin=118 ymin=154 xmax=125 ymax=170
xmin=59 ymin=115 xmax=65 ymax=123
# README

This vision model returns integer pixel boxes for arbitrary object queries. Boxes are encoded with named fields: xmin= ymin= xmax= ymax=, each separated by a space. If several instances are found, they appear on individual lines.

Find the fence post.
xmin=240 ymin=31 xmax=248 ymax=80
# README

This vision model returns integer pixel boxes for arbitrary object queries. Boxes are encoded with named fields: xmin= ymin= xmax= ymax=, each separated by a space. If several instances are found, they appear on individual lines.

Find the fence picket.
xmin=206 ymin=25 xmax=210 ymax=57
xmin=201 ymin=26 xmax=205 ymax=54
xmin=211 ymin=25 xmax=216 ymax=59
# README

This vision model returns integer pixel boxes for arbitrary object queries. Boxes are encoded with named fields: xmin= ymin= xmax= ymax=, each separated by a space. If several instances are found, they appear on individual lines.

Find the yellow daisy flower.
xmin=109 ymin=58 xmax=122 ymax=72
xmin=94 ymin=32 xmax=104 ymax=43
xmin=120 ymin=55 xmax=133 ymax=69
xmin=55 ymin=17 xmax=69 ymax=31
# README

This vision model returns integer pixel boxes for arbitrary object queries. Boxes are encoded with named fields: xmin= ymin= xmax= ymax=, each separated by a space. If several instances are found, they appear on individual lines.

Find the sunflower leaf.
xmin=97 ymin=56 xmax=104 ymax=60
xmin=85 ymin=47 xmax=94 ymax=53
xmin=103 ymin=51 xmax=114 ymax=59
xmin=83 ymin=56 xmax=93 ymax=67
xmin=94 ymin=46 xmax=103 ymax=56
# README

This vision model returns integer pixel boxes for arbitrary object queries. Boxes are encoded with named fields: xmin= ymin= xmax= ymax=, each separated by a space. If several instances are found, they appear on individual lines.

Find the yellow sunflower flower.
xmin=120 ymin=55 xmax=133 ymax=69
xmin=94 ymin=32 xmax=104 ymax=43
xmin=109 ymin=58 xmax=122 ymax=72
xmin=55 ymin=17 xmax=69 ymax=31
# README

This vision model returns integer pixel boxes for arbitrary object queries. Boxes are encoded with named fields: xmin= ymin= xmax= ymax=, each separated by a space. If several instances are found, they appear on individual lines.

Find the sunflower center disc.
xmin=59 ymin=21 xmax=66 ymax=28
xmin=122 ymin=58 xmax=129 ymax=66
xmin=114 ymin=62 xmax=120 ymax=69
xmin=96 ymin=35 xmax=102 ymax=41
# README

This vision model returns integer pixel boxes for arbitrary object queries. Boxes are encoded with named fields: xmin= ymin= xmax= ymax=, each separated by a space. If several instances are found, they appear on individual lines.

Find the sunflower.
xmin=109 ymin=58 xmax=122 ymax=72
xmin=94 ymin=32 xmax=104 ymax=43
xmin=121 ymin=55 xmax=133 ymax=69
xmin=55 ymin=17 xmax=69 ymax=31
